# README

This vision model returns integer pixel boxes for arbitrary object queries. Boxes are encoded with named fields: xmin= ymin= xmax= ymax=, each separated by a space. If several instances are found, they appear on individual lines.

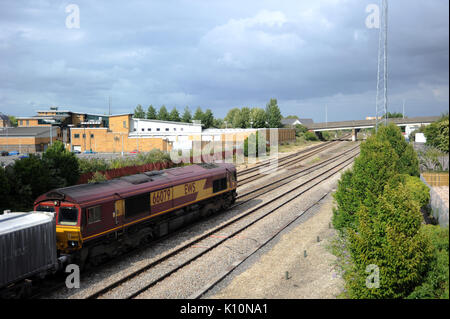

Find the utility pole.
xmin=325 ymin=105 xmax=328 ymax=127
xmin=402 ymin=99 xmax=405 ymax=119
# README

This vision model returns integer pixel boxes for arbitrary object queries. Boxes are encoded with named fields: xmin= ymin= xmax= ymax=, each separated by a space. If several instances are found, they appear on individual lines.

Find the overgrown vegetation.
xmin=0 ymin=141 xmax=80 ymax=211
xmin=0 ymin=145 xmax=173 ymax=212
xmin=331 ymin=123 xmax=448 ymax=299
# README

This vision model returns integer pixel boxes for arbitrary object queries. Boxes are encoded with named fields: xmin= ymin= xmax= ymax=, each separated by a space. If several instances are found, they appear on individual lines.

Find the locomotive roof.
xmin=35 ymin=163 xmax=235 ymax=206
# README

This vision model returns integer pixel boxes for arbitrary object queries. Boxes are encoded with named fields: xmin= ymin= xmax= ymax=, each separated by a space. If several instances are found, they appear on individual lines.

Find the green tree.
xmin=181 ymin=106 xmax=192 ymax=123
xmin=169 ymin=107 xmax=181 ymax=122
xmin=294 ymin=124 xmax=308 ymax=136
xmin=234 ymin=107 xmax=251 ymax=128
xmin=42 ymin=140 xmax=80 ymax=188
xmin=265 ymin=98 xmax=282 ymax=128
xmin=376 ymin=123 xmax=419 ymax=176
xmin=8 ymin=115 xmax=18 ymax=127
xmin=158 ymin=105 xmax=170 ymax=121
xmin=333 ymin=136 xmax=399 ymax=233
xmin=251 ymin=107 xmax=267 ymax=128
xmin=424 ymin=114 xmax=449 ymax=153
xmin=202 ymin=109 xmax=214 ymax=128
xmin=193 ymin=107 xmax=204 ymax=123
xmin=346 ymin=182 xmax=432 ymax=298
xmin=386 ymin=112 xmax=404 ymax=118
xmin=224 ymin=108 xmax=240 ymax=128
xmin=133 ymin=104 xmax=146 ymax=119
xmin=146 ymin=105 xmax=157 ymax=119
xmin=9 ymin=154 xmax=52 ymax=209
xmin=212 ymin=118 xmax=224 ymax=128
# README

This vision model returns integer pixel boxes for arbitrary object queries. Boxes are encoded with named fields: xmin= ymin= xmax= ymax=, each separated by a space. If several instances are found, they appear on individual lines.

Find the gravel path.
xmin=207 ymin=188 xmax=345 ymax=299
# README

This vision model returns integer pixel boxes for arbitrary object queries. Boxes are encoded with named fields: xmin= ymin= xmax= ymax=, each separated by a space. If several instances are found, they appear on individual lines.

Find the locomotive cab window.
xmin=87 ymin=206 xmax=102 ymax=224
xmin=36 ymin=205 xmax=55 ymax=212
xmin=213 ymin=178 xmax=227 ymax=193
xmin=58 ymin=206 xmax=79 ymax=226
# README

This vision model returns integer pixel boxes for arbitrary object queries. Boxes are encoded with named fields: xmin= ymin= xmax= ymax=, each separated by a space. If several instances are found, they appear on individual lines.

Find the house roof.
xmin=0 ymin=126 xmax=58 ymax=138
xmin=281 ymin=118 xmax=314 ymax=126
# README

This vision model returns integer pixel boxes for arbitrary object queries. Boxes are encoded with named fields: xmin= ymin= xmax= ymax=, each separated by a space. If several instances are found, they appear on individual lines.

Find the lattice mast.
xmin=375 ymin=0 xmax=388 ymax=132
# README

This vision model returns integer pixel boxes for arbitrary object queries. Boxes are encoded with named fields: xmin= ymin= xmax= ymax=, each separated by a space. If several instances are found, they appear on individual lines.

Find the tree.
xmin=169 ymin=107 xmax=181 ymax=122
xmin=213 ymin=118 xmax=224 ymax=128
xmin=8 ymin=115 xmax=17 ymax=127
xmin=294 ymin=124 xmax=308 ymax=136
xmin=146 ymin=105 xmax=157 ymax=120
xmin=424 ymin=114 xmax=449 ymax=153
xmin=193 ymin=107 xmax=204 ymax=123
xmin=234 ymin=107 xmax=251 ymax=128
xmin=376 ymin=123 xmax=420 ymax=176
xmin=251 ymin=107 xmax=267 ymax=128
xmin=265 ymin=98 xmax=282 ymax=128
xmin=42 ymin=140 xmax=80 ymax=188
xmin=133 ymin=104 xmax=146 ymax=119
xmin=386 ymin=112 xmax=404 ymax=118
xmin=224 ymin=108 xmax=241 ymax=128
xmin=346 ymin=182 xmax=432 ymax=298
xmin=157 ymin=105 xmax=170 ymax=121
xmin=202 ymin=109 xmax=214 ymax=128
xmin=181 ymin=106 xmax=192 ymax=123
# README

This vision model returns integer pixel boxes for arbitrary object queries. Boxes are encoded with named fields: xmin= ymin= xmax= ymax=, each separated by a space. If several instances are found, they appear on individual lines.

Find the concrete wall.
xmin=421 ymin=175 xmax=449 ymax=227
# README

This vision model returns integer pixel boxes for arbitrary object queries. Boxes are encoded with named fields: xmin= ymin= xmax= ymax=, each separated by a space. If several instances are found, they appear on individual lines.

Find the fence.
xmin=420 ymin=174 xmax=449 ymax=227
xmin=421 ymin=172 xmax=449 ymax=187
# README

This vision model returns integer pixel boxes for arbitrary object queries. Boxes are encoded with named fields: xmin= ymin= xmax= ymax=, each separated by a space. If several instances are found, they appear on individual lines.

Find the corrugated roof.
xmin=0 ymin=126 xmax=58 ymax=137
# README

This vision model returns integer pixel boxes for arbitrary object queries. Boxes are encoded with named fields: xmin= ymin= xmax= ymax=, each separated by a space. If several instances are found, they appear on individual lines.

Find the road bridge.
xmin=305 ymin=116 xmax=440 ymax=141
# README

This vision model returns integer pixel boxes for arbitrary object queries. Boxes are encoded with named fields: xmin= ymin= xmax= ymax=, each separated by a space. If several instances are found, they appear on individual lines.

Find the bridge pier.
xmin=352 ymin=128 xmax=360 ymax=141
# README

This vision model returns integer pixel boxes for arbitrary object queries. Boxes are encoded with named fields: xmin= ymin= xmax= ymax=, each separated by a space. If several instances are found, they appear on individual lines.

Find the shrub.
xmin=0 ymin=166 xmax=10 ymax=212
xmin=376 ymin=123 xmax=420 ymax=176
xmin=424 ymin=114 xmax=449 ymax=153
xmin=43 ymin=141 xmax=80 ymax=188
xmin=303 ymin=131 xmax=319 ymax=141
xmin=88 ymin=171 xmax=107 ymax=184
xmin=345 ymin=183 xmax=432 ymax=298
xmin=403 ymin=175 xmax=430 ymax=208
xmin=407 ymin=225 xmax=449 ymax=299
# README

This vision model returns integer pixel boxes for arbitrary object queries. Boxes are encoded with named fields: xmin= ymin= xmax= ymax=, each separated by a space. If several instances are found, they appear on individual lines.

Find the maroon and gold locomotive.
xmin=34 ymin=163 xmax=237 ymax=266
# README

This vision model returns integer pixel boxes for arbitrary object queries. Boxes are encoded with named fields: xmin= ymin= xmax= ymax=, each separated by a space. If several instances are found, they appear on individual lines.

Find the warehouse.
xmin=0 ymin=126 xmax=60 ymax=153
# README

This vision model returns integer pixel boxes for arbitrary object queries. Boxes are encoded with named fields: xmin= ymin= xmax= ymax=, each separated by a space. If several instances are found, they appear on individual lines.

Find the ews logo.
xmin=184 ymin=182 xmax=196 ymax=195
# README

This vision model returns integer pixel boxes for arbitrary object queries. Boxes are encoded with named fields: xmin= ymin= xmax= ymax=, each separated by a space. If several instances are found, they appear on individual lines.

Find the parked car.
xmin=83 ymin=150 xmax=96 ymax=154
xmin=1 ymin=151 xmax=8 ymax=156
xmin=72 ymin=150 xmax=81 ymax=154
xmin=130 ymin=150 xmax=140 ymax=154
xmin=8 ymin=151 xmax=19 ymax=156
xmin=19 ymin=154 xmax=29 ymax=159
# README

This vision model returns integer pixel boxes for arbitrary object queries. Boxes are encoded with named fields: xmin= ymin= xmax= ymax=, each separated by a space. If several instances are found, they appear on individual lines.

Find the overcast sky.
xmin=0 ymin=0 xmax=448 ymax=122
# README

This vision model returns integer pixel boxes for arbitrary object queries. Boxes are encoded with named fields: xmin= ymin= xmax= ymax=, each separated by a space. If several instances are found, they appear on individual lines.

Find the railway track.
xmin=80 ymin=145 xmax=359 ymax=299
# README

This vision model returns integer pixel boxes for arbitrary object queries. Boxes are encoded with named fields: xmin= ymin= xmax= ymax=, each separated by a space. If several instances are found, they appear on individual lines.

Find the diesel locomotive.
xmin=33 ymin=162 xmax=237 ymax=267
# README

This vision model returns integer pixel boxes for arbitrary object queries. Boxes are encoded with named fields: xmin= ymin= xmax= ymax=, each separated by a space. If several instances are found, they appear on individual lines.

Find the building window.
xmin=20 ymin=120 xmax=23 ymax=126
xmin=165 ymin=128 xmax=169 ymax=131
xmin=82 ymin=134 xmax=86 ymax=138
xmin=87 ymin=206 xmax=102 ymax=224
xmin=141 ymin=128 xmax=144 ymax=131
xmin=123 ymin=121 xmax=127 ymax=128
xmin=74 ymin=134 xmax=80 ymax=138
xmin=173 ymin=128 xmax=176 ymax=131
xmin=26 ymin=120 xmax=29 ymax=126
xmin=90 ymin=134 xmax=94 ymax=138
xmin=157 ymin=128 xmax=160 ymax=131
xmin=181 ymin=128 xmax=184 ymax=131
xmin=147 ymin=128 xmax=151 ymax=131
xmin=133 ymin=128 xmax=136 ymax=131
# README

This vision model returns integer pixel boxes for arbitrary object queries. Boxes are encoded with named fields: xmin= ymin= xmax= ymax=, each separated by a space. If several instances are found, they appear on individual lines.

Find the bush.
xmin=424 ymin=114 xmax=449 ymax=153
xmin=376 ymin=123 xmax=420 ymax=176
xmin=43 ymin=141 xmax=80 ymax=188
xmin=294 ymin=124 xmax=308 ymax=136
xmin=303 ymin=131 xmax=319 ymax=141
xmin=407 ymin=225 xmax=449 ymax=299
xmin=0 ymin=166 xmax=10 ymax=212
xmin=88 ymin=171 xmax=107 ymax=184
xmin=345 ymin=182 xmax=432 ymax=298
xmin=403 ymin=175 xmax=430 ymax=208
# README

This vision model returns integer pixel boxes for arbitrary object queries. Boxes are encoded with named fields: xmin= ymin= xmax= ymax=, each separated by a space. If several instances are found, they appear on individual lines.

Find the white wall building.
xmin=129 ymin=118 xmax=203 ymax=149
